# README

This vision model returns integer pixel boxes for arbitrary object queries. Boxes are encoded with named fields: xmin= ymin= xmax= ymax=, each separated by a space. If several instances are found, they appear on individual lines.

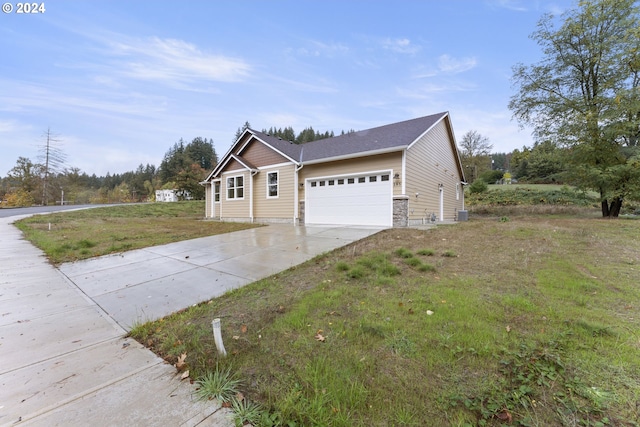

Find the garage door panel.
xmin=306 ymin=173 xmax=392 ymax=226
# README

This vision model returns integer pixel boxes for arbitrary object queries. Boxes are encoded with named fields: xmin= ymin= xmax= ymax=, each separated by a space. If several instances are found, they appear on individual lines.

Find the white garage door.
xmin=305 ymin=172 xmax=392 ymax=226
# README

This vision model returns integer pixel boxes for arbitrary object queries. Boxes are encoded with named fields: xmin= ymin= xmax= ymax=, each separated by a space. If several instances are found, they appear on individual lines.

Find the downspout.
xmin=294 ymin=146 xmax=304 ymax=225
xmin=294 ymin=164 xmax=303 ymax=224
xmin=401 ymin=149 xmax=407 ymax=195
xmin=461 ymin=182 xmax=466 ymax=211
xmin=249 ymin=169 xmax=258 ymax=223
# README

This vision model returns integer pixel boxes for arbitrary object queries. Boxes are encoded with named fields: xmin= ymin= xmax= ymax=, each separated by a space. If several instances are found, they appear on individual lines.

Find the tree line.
xmin=0 ymin=137 xmax=218 ymax=207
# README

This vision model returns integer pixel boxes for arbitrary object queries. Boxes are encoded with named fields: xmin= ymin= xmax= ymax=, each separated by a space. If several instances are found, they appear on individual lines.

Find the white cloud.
xmin=106 ymin=36 xmax=251 ymax=84
xmin=397 ymin=80 xmax=477 ymax=101
xmin=438 ymin=54 xmax=478 ymax=74
xmin=381 ymin=37 xmax=421 ymax=54
xmin=0 ymin=119 xmax=20 ymax=132
xmin=296 ymin=40 xmax=349 ymax=58
xmin=487 ymin=0 xmax=529 ymax=12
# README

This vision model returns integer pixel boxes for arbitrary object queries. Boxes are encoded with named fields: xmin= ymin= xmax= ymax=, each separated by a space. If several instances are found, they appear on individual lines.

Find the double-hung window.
xmin=267 ymin=171 xmax=279 ymax=198
xmin=226 ymin=175 xmax=244 ymax=200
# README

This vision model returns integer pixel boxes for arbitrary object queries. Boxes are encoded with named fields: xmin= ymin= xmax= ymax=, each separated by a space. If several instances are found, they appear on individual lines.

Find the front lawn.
xmin=15 ymin=201 xmax=259 ymax=264
xmin=130 ymin=216 xmax=640 ymax=426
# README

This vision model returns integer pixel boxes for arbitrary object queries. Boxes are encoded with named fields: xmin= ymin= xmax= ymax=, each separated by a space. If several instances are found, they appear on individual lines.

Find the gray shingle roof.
xmin=251 ymin=112 xmax=448 ymax=164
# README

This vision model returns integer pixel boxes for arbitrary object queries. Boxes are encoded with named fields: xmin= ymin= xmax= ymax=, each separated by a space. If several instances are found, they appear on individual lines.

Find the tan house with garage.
xmin=202 ymin=112 xmax=466 ymax=227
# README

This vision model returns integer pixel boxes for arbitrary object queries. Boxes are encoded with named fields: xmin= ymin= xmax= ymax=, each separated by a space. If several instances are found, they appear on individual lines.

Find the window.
xmin=226 ymin=175 xmax=244 ymax=199
xmin=369 ymin=176 xmax=377 ymax=182
xmin=319 ymin=181 xmax=326 ymax=186
xmin=337 ymin=179 xmax=344 ymax=185
xmin=328 ymin=180 xmax=335 ymax=186
xmin=381 ymin=174 xmax=390 ymax=181
xmin=358 ymin=177 xmax=366 ymax=183
xmin=267 ymin=171 xmax=278 ymax=198
xmin=214 ymin=181 xmax=220 ymax=202
xmin=311 ymin=181 xmax=317 ymax=187
xmin=348 ymin=178 xmax=355 ymax=184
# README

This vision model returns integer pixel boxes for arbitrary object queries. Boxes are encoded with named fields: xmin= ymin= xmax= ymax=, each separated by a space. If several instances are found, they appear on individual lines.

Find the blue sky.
xmin=1 ymin=0 xmax=573 ymax=177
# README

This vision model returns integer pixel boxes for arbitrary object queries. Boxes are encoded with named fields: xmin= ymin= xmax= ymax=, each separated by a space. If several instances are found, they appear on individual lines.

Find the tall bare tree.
xmin=458 ymin=130 xmax=493 ymax=182
xmin=38 ymin=128 xmax=66 ymax=205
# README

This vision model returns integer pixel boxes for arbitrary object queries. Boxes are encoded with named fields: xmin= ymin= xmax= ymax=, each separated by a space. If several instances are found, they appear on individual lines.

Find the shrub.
xmin=479 ymin=169 xmax=504 ymax=184
xmin=469 ymin=179 xmax=489 ymax=194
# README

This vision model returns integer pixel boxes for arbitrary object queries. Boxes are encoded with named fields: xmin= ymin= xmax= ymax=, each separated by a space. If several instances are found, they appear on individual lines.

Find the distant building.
xmin=155 ymin=189 xmax=192 ymax=202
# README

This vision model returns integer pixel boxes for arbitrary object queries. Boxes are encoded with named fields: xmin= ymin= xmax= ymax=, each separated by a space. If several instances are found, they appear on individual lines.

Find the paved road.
xmin=0 ymin=204 xmax=115 ymax=219
xmin=0 ymin=207 xmax=383 ymax=426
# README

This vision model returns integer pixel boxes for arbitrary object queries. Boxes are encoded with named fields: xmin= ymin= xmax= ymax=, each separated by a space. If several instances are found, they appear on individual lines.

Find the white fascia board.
xmin=207 ymin=129 xmax=254 ymax=180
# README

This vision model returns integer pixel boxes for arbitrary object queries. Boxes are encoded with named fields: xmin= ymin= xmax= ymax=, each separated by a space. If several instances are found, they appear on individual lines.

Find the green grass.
xmin=129 ymin=216 xmax=640 ymax=426
xmin=14 ymin=201 xmax=259 ymax=264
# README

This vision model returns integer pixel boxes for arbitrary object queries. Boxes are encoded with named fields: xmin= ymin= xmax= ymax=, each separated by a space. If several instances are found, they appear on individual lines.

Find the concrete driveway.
xmin=0 ymin=216 xmax=382 ymax=426
xmin=58 ymin=224 xmax=382 ymax=330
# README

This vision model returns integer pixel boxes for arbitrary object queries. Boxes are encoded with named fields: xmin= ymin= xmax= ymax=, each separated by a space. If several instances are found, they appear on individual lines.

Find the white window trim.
xmin=266 ymin=170 xmax=279 ymax=199
xmin=226 ymin=174 xmax=245 ymax=200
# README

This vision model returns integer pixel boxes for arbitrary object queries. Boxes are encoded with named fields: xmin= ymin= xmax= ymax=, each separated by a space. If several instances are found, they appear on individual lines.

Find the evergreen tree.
xmin=234 ymin=121 xmax=251 ymax=142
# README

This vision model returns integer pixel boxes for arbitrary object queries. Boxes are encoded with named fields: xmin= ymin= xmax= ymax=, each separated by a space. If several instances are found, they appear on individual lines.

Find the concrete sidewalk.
xmin=0 ymin=217 xmax=382 ymax=426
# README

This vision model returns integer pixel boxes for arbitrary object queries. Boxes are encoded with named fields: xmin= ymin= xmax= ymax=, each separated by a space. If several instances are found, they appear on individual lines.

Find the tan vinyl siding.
xmin=224 ymin=158 xmax=243 ymax=172
xmin=240 ymin=140 xmax=289 ymax=167
xmin=221 ymin=171 xmax=250 ymax=219
xmin=299 ymin=152 xmax=402 ymax=200
xmin=405 ymin=120 xmax=463 ymax=222
xmin=253 ymin=164 xmax=296 ymax=220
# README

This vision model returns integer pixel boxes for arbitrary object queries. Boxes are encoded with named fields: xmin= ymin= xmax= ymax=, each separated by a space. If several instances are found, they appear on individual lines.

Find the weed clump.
xmin=394 ymin=248 xmax=414 ymax=258
xmin=417 ymin=248 xmax=435 ymax=256
xmin=194 ymin=365 xmax=242 ymax=403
